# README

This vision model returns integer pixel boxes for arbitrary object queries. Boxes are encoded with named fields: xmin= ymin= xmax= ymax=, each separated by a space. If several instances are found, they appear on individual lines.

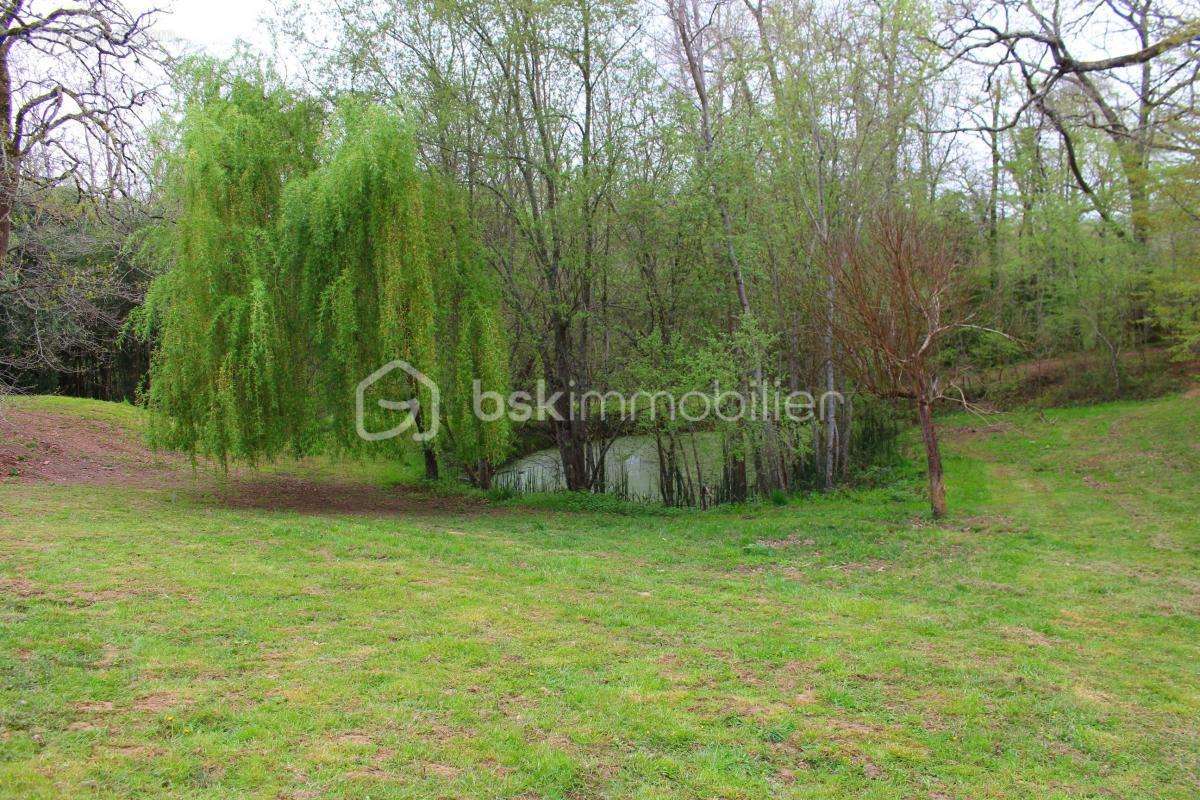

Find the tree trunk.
xmin=548 ymin=315 xmax=590 ymax=491
xmin=553 ymin=418 xmax=589 ymax=491
xmin=839 ymin=394 xmax=852 ymax=477
xmin=0 ymin=165 xmax=12 ymax=266
xmin=671 ymin=0 xmax=784 ymax=495
xmin=1125 ymin=158 xmax=1151 ymax=245
xmin=423 ymin=446 xmax=439 ymax=481
xmin=1129 ymin=5 xmax=1153 ymax=247
xmin=0 ymin=48 xmax=15 ymax=267
xmin=916 ymin=393 xmax=946 ymax=518
xmin=823 ymin=270 xmax=837 ymax=491
xmin=988 ymin=83 xmax=1001 ymax=278
xmin=475 ymin=459 xmax=494 ymax=490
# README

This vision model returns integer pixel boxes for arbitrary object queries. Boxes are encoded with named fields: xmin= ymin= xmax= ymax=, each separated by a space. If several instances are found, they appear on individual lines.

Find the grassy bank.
xmin=0 ymin=394 xmax=1197 ymax=798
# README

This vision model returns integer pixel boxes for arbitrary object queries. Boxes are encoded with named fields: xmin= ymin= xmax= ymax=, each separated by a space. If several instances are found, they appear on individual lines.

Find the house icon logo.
xmin=355 ymin=360 xmax=440 ymax=442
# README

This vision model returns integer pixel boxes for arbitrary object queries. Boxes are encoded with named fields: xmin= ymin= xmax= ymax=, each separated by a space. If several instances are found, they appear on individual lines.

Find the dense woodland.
xmin=3 ymin=0 xmax=1200 ymax=514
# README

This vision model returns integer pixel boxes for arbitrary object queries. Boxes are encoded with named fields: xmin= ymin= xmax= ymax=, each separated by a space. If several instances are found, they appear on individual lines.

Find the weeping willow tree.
xmin=137 ymin=63 xmax=323 ymax=465
xmin=141 ymin=70 xmax=511 ymax=480
xmin=277 ymin=101 xmax=512 ymax=478
xmin=276 ymin=102 xmax=442 ymax=475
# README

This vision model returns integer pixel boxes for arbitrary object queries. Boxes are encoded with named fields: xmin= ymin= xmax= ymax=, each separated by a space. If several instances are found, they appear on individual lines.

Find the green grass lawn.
xmin=1 ymin=394 xmax=1198 ymax=798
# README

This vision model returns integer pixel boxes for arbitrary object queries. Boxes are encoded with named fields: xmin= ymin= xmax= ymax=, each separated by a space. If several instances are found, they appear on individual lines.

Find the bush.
xmin=485 ymin=485 xmax=516 ymax=502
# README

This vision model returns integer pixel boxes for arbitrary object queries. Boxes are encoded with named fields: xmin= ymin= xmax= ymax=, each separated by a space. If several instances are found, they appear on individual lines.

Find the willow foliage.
xmin=423 ymin=179 xmax=512 ymax=468
xmin=142 ymin=73 xmax=511 ymax=474
xmin=138 ymin=65 xmax=323 ymax=464
xmin=278 ymin=102 xmax=439 ymax=459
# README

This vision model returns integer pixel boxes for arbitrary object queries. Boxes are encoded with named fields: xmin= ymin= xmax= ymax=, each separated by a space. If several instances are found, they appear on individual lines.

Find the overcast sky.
xmin=131 ymin=0 xmax=275 ymax=56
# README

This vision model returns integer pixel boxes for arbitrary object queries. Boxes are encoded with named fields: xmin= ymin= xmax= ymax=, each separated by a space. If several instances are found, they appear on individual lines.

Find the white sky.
xmin=131 ymin=0 xmax=276 ymax=56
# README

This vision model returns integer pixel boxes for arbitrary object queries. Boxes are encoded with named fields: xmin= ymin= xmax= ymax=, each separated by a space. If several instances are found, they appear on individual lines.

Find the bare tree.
xmin=666 ymin=0 xmax=782 ymax=496
xmin=666 ymin=0 xmax=752 ymax=319
xmin=0 ymin=0 xmax=161 ymax=263
xmin=830 ymin=208 xmax=967 ymax=518
xmin=941 ymin=0 xmax=1200 ymax=242
xmin=0 ymin=0 xmax=160 ymax=393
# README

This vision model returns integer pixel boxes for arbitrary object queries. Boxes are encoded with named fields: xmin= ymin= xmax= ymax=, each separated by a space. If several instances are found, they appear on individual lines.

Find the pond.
xmin=493 ymin=432 xmax=749 ymax=503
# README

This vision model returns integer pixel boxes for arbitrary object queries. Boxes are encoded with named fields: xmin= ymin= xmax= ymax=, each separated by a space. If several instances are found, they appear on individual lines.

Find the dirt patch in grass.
xmin=0 ymin=574 xmax=40 ymax=597
xmin=95 ymin=643 xmax=121 ymax=668
xmin=203 ymin=475 xmax=486 ymax=517
xmin=835 ymin=559 xmax=890 ymax=574
xmin=726 ymin=564 xmax=810 ymax=581
xmin=755 ymin=534 xmax=817 ymax=549
xmin=0 ymin=403 xmax=491 ymax=517
xmin=0 ymin=407 xmax=180 ymax=486
xmin=67 ymin=584 xmax=151 ymax=604
xmin=74 ymin=700 xmax=115 ymax=714
xmin=132 ymin=691 xmax=183 ymax=713
xmin=107 ymin=742 xmax=164 ymax=760
xmin=422 ymin=762 xmax=461 ymax=780
xmin=1000 ymin=625 xmax=1059 ymax=648
xmin=332 ymin=732 xmax=376 ymax=747
xmin=66 ymin=720 xmax=108 ymax=732
xmin=1081 ymin=474 xmax=1113 ymax=490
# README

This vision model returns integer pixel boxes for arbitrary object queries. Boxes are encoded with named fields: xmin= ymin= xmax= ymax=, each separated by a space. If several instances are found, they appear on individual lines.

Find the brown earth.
xmin=0 ymin=407 xmax=181 ymax=486
xmin=205 ymin=475 xmax=486 ymax=516
xmin=0 ymin=404 xmax=487 ymax=517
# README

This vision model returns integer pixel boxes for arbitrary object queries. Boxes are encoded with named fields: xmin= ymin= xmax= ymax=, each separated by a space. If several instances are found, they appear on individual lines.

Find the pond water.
xmin=493 ymin=433 xmax=744 ymax=502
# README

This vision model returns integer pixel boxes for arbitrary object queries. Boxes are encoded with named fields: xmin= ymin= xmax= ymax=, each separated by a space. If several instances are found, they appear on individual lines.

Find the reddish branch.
xmin=829 ymin=208 xmax=966 ymax=518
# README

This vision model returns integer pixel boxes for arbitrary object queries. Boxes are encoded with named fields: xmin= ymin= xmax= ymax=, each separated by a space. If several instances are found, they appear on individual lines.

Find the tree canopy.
xmin=139 ymin=65 xmax=511 ymax=475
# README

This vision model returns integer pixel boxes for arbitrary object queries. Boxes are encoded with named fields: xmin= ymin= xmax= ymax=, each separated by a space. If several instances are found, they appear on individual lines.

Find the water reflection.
xmin=493 ymin=433 xmax=742 ymax=503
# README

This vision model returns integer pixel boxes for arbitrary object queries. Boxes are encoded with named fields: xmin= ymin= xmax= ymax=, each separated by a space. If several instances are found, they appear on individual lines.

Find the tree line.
xmin=3 ymin=0 xmax=1199 ymax=516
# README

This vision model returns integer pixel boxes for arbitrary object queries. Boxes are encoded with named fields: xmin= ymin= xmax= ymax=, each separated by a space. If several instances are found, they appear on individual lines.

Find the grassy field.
xmin=1 ymin=394 xmax=1198 ymax=798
